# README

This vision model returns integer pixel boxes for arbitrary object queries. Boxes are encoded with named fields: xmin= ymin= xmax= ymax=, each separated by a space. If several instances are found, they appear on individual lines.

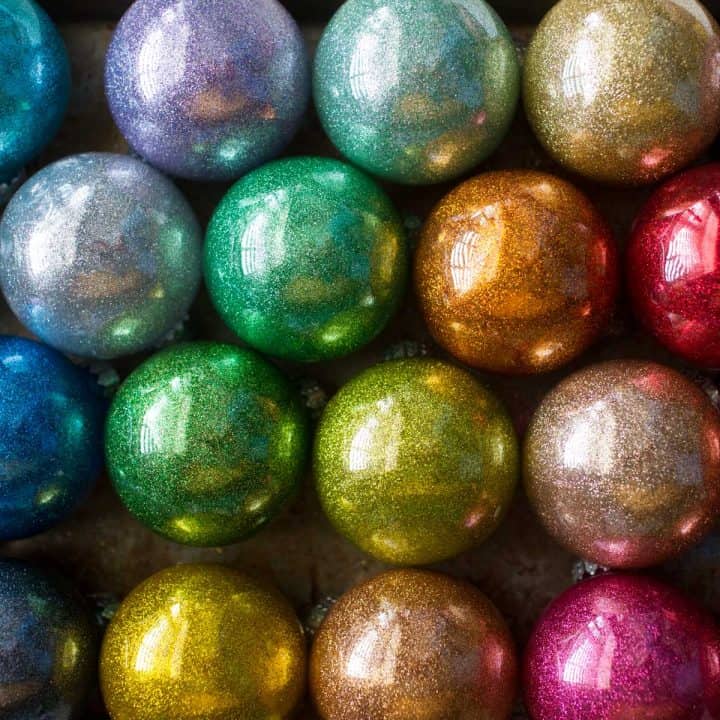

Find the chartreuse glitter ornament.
xmin=100 ymin=564 xmax=306 ymax=720
xmin=314 ymin=359 xmax=518 ymax=565
xmin=106 ymin=342 xmax=308 ymax=546
xmin=313 ymin=0 xmax=520 ymax=184
xmin=0 ymin=0 xmax=71 ymax=184
xmin=205 ymin=157 xmax=407 ymax=362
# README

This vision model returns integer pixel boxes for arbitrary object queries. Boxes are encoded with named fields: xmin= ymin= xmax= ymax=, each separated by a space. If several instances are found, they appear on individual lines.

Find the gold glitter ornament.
xmin=523 ymin=0 xmax=720 ymax=185
xmin=313 ymin=359 xmax=519 ymax=565
xmin=99 ymin=564 xmax=306 ymax=720
xmin=310 ymin=568 xmax=518 ymax=720
xmin=414 ymin=170 xmax=617 ymax=374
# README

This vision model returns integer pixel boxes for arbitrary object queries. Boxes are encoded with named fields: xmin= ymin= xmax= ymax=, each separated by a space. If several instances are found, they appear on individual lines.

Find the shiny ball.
xmin=0 ymin=336 xmax=105 ymax=540
xmin=205 ymin=157 xmax=407 ymax=362
xmin=314 ymin=358 xmax=518 ymax=565
xmin=100 ymin=564 xmax=306 ymax=720
xmin=0 ymin=0 xmax=71 ymax=183
xmin=313 ymin=0 xmax=520 ymax=184
xmin=105 ymin=0 xmax=310 ymax=182
xmin=0 ymin=559 xmax=97 ymax=720
xmin=628 ymin=163 xmax=720 ymax=367
xmin=310 ymin=568 xmax=517 ymax=720
xmin=524 ymin=573 xmax=720 ymax=720
xmin=415 ymin=170 xmax=617 ymax=374
xmin=106 ymin=342 xmax=309 ymax=546
xmin=524 ymin=359 xmax=720 ymax=568
xmin=0 ymin=153 xmax=202 ymax=359
xmin=524 ymin=0 xmax=720 ymax=185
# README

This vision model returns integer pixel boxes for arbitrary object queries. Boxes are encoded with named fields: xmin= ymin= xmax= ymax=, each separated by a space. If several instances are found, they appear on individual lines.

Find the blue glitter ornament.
xmin=0 ymin=559 xmax=97 ymax=720
xmin=0 ymin=0 xmax=71 ymax=184
xmin=105 ymin=0 xmax=310 ymax=182
xmin=0 ymin=336 xmax=105 ymax=540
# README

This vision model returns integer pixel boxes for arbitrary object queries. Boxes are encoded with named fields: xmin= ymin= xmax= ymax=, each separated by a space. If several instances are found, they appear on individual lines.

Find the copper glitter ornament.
xmin=414 ymin=170 xmax=617 ymax=374
xmin=524 ymin=359 xmax=720 ymax=568
xmin=309 ymin=568 xmax=517 ymax=720
xmin=523 ymin=0 xmax=720 ymax=185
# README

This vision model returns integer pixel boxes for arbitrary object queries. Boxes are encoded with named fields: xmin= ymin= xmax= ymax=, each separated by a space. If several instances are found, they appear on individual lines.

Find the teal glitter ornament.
xmin=204 ymin=157 xmax=407 ymax=362
xmin=313 ymin=0 xmax=520 ymax=184
xmin=105 ymin=342 xmax=309 ymax=546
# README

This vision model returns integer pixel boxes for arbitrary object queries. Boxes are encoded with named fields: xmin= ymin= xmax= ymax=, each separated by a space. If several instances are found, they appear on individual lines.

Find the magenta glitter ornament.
xmin=524 ymin=574 xmax=720 ymax=720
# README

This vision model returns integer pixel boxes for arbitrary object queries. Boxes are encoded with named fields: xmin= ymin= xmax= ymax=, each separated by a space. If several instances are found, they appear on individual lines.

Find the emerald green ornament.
xmin=314 ymin=359 xmax=519 ymax=565
xmin=204 ymin=156 xmax=407 ymax=362
xmin=106 ymin=342 xmax=309 ymax=546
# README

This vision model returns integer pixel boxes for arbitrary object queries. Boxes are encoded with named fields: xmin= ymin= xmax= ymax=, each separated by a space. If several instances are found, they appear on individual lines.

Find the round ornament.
xmin=310 ymin=568 xmax=517 ymax=720
xmin=0 ymin=336 xmax=105 ymax=540
xmin=524 ymin=359 xmax=720 ymax=568
xmin=314 ymin=358 xmax=518 ymax=565
xmin=0 ymin=153 xmax=202 ymax=359
xmin=105 ymin=0 xmax=310 ymax=181
xmin=205 ymin=157 xmax=407 ymax=362
xmin=106 ymin=342 xmax=309 ymax=546
xmin=628 ymin=163 xmax=720 ymax=367
xmin=415 ymin=170 xmax=617 ymax=373
xmin=524 ymin=0 xmax=720 ymax=185
xmin=0 ymin=0 xmax=71 ymax=183
xmin=100 ymin=564 xmax=306 ymax=720
xmin=313 ymin=0 xmax=520 ymax=184
xmin=524 ymin=573 xmax=720 ymax=720
xmin=0 ymin=559 xmax=97 ymax=720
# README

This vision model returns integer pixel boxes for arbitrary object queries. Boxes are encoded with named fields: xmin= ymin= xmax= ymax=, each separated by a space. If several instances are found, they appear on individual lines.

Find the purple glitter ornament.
xmin=105 ymin=0 xmax=310 ymax=181
xmin=524 ymin=574 xmax=720 ymax=720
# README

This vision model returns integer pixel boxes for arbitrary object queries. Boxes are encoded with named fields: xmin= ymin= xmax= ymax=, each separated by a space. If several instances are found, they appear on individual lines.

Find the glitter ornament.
xmin=524 ymin=359 xmax=720 ymax=568
xmin=106 ymin=342 xmax=309 ymax=546
xmin=0 ymin=0 xmax=71 ymax=184
xmin=313 ymin=0 xmax=520 ymax=185
xmin=105 ymin=0 xmax=310 ymax=182
xmin=0 ymin=153 xmax=202 ymax=359
xmin=100 ymin=564 xmax=306 ymax=720
xmin=524 ymin=574 xmax=720 ymax=720
xmin=205 ymin=157 xmax=407 ymax=362
xmin=628 ymin=163 xmax=720 ymax=367
xmin=0 ymin=336 xmax=105 ymax=540
xmin=0 ymin=559 xmax=97 ymax=720
xmin=310 ymin=568 xmax=517 ymax=720
xmin=415 ymin=170 xmax=617 ymax=374
xmin=314 ymin=358 xmax=518 ymax=565
xmin=524 ymin=0 xmax=720 ymax=185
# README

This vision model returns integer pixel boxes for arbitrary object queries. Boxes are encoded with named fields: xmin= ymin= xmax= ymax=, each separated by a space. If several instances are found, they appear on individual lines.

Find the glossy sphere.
xmin=524 ymin=360 xmax=720 ymax=568
xmin=105 ymin=0 xmax=310 ymax=182
xmin=0 ymin=560 xmax=97 ymax=720
xmin=314 ymin=359 xmax=518 ymax=565
xmin=0 ymin=0 xmax=71 ymax=183
xmin=0 ymin=153 xmax=202 ymax=359
xmin=100 ymin=564 xmax=306 ymax=720
xmin=415 ymin=170 xmax=617 ymax=373
xmin=313 ymin=0 xmax=519 ymax=184
xmin=0 ymin=336 xmax=105 ymax=540
xmin=628 ymin=164 xmax=720 ymax=367
xmin=524 ymin=0 xmax=720 ymax=185
xmin=106 ymin=342 xmax=308 ymax=546
xmin=524 ymin=574 xmax=720 ymax=720
xmin=310 ymin=569 xmax=517 ymax=720
xmin=205 ymin=157 xmax=407 ymax=362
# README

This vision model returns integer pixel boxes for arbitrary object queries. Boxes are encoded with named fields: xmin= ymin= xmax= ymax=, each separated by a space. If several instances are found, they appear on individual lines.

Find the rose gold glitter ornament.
xmin=524 ymin=359 xmax=720 ymax=568
xmin=309 ymin=568 xmax=517 ymax=720
xmin=414 ymin=170 xmax=617 ymax=374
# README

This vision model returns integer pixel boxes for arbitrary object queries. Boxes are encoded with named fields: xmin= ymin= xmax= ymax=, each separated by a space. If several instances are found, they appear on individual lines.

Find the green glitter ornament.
xmin=314 ymin=359 xmax=519 ymax=565
xmin=105 ymin=342 xmax=309 ymax=546
xmin=313 ymin=0 xmax=520 ymax=185
xmin=204 ymin=156 xmax=407 ymax=362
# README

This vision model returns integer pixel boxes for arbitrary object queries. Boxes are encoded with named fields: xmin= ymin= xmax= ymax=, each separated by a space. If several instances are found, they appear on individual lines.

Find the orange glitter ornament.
xmin=414 ymin=170 xmax=618 ymax=374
